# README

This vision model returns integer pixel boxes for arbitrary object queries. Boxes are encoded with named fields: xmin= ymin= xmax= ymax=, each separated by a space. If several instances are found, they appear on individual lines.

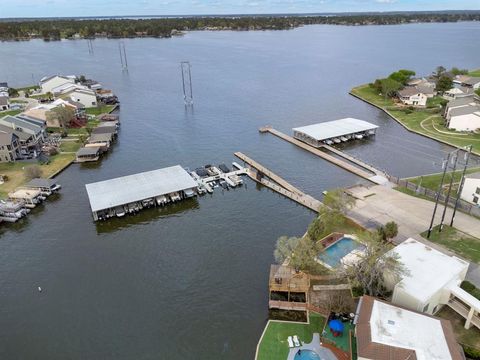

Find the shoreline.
xmin=349 ymin=88 xmax=480 ymax=157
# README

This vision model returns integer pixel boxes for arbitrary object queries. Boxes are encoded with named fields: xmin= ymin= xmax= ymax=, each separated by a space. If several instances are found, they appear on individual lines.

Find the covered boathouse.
xmin=85 ymin=165 xmax=198 ymax=221
xmin=293 ymin=117 xmax=379 ymax=147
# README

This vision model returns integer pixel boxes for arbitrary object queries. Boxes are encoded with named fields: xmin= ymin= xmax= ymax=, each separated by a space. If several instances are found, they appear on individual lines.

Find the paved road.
xmin=347 ymin=184 xmax=480 ymax=286
xmin=347 ymin=184 xmax=480 ymax=240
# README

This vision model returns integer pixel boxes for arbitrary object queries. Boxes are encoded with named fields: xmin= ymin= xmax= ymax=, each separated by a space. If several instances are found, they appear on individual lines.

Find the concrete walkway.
xmin=347 ymin=184 xmax=480 ymax=240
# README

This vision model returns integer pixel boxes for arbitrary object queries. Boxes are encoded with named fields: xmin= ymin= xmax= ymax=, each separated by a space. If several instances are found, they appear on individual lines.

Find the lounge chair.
xmin=293 ymin=335 xmax=301 ymax=347
xmin=287 ymin=336 xmax=294 ymax=348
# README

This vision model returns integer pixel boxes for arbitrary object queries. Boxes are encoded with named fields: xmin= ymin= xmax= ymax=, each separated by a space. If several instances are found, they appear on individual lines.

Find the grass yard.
xmin=468 ymin=69 xmax=480 ymax=77
xmin=351 ymin=84 xmax=480 ymax=154
xmin=0 ymin=109 xmax=23 ymax=117
xmin=85 ymin=105 xmax=115 ymax=116
xmin=406 ymin=167 xmax=480 ymax=192
xmin=256 ymin=313 xmax=326 ymax=360
xmin=437 ymin=307 xmax=480 ymax=352
xmin=60 ymin=141 xmax=81 ymax=153
xmin=420 ymin=225 xmax=480 ymax=263
xmin=0 ymin=153 xmax=74 ymax=198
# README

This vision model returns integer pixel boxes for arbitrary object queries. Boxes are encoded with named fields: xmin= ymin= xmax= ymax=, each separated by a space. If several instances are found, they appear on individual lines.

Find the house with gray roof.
xmin=461 ymin=77 xmax=480 ymax=90
xmin=0 ymin=115 xmax=45 ymax=155
xmin=446 ymin=104 xmax=480 ymax=131
xmin=397 ymin=86 xmax=428 ymax=107
xmin=0 ymin=130 xmax=20 ymax=162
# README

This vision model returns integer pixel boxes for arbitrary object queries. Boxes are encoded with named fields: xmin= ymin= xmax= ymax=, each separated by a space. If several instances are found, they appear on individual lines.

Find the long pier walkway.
xmin=234 ymin=152 xmax=322 ymax=212
xmin=261 ymin=127 xmax=388 ymax=185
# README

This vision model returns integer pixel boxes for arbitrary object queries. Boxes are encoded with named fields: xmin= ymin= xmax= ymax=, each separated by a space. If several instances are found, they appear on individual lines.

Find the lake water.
xmin=0 ymin=22 xmax=479 ymax=359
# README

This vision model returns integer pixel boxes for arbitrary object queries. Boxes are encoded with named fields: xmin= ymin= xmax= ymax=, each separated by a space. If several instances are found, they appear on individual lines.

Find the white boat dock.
xmin=85 ymin=165 xmax=199 ymax=221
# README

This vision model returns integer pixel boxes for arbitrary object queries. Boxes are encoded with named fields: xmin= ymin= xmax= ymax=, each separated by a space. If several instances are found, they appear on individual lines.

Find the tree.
xmin=8 ymin=88 xmax=19 ymax=97
xmin=388 ymin=69 xmax=415 ymax=85
xmin=433 ymin=65 xmax=446 ymax=79
xmin=25 ymin=165 xmax=42 ymax=180
xmin=274 ymin=236 xmax=300 ymax=264
xmin=381 ymin=78 xmax=402 ymax=99
xmin=323 ymin=188 xmax=355 ymax=215
xmin=436 ymin=75 xmax=453 ymax=93
xmin=384 ymin=221 xmax=398 ymax=240
xmin=344 ymin=231 xmax=408 ymax=298
xmin=450 ymin=67 xmax=468 ymax=76
xmin=46 ymin=106 xmax=75 ymax=128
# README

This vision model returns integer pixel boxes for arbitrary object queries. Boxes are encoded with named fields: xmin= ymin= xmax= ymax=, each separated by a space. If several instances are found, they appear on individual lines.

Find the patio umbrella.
xmin=328 ymin=319 xmax=344 ymax=333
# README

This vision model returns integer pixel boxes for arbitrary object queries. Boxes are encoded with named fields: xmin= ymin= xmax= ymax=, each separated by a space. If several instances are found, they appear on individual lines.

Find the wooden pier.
xmin=261 ymin=127 xmax=389 ymax=185
xmin=234 ymin=152 xmax=322 ymax=212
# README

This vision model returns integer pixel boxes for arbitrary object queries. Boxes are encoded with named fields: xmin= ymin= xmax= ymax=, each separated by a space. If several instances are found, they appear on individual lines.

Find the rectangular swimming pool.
xmin=317 ymin=237 xmax=364 ymax=268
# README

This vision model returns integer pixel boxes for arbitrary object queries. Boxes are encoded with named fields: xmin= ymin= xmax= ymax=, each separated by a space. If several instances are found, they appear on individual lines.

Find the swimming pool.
xmin=294 ymin=349 xmax=321 ymax=360
xmin=317 ymin=237 xmax=364 ymax=267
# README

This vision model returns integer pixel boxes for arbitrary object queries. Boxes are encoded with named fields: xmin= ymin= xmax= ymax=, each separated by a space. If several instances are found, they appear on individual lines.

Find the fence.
xmin=388 ymin=175 xmax=480 ymax=218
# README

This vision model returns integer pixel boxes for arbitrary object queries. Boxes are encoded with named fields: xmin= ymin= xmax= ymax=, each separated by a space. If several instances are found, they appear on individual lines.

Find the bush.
xmin=460 ymin=281 xmax=480 ymax=300
xmin=463 ymin=345 xmax=480 ymax=360
xmin=24 ymin=165 xmax=42 ymax=180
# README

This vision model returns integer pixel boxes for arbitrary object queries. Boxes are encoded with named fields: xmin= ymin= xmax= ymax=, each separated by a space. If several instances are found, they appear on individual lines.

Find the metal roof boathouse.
xmin=293 ymin=117 xmax=379 ymax=147
xmin=85 ymin=165 xmax=198 ymax=221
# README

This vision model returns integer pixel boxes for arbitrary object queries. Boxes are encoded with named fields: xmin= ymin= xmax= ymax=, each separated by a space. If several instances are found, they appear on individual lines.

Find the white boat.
xmin=170 ymin=192 xmax=181 ymax=202
xmin=367 ymin=130 xmax=376 ymax=136
xmin=354 ymin=134 xmax=363 ymax=140
xmin=325 ymin=140 xmax=334 ymax=145
xmin=156 ymin=195 xmax=168 ymax=205
xmin=340 ymin=136 xmax=348 ymax=142
xmin=333 ymin=138 xmax=341 ymax=144
xmin=115 ymin=206 xmax=125 ymax=217
xmin=184 ymin=189 xmax=196 ymax=198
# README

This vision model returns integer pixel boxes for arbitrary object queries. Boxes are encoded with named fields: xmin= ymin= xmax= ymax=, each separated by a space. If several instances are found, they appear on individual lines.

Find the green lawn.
xmin=351 ymin=84 xmax=480 ymax=154
xmin=437 ymin=307 xmax=480 ymax=351
xmin=16 ymin=84 xmax=40 ymax=92
xmin=394 ymin=186 xmax=433 ymax=202
xmin=60 ymin=141 xmax=81 ymax=153
xmin=468 ymin=69 xmax=480 ymax=77
xmin=0 ymin=109 xmax=23 ymax=117
xmin=85 ymin=105 xmax=115 ymax=116
xmin=420 ymin=225 xmax=480 ymax=263
xmin=256 ymin=313 xmax=326 ymax=360
xmin=406 ymin=167 xmax=480 ymax=193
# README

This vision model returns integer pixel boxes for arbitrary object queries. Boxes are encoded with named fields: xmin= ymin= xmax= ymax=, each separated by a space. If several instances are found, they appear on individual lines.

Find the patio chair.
xmin=287 ymin=336 xmax=294 ymax=348
xmin=293 ymin=335 xmax=301 ymax=347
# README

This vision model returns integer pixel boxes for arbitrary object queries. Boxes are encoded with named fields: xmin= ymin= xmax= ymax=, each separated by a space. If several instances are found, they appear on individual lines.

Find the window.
xmin=474 ymin=196 xmax=479 ymax=204
xmin=476 ymin=187 xmax=480 ymax=195
xmin=423 ymin=303 xmax=429 ymax=312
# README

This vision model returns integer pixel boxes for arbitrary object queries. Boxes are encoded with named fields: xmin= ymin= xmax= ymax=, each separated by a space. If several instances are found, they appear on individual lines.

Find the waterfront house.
xmin=397 ymin=87 xmax=428 ymax=107
xmin=87 ymin=133 xmax=113 ymax=149
xmin=0 ymin=115 xmax=45 ymax=156
xmin=40 ymin=75 xmax=75 ymax=94
xmin=0 ymin=130 xmax=20 ymax=162
xmin=354 ymin=295 xmax=465 ymax=360
xmin=384 ymin=238 xmax=480 ymax=330
xmin=460 ymin=172 xmax=480 ymax=205
xmin=0 ymin=95 xmax=9 ymax=111
xmin=60 ymin=87 xmax=97 ymax=108
xmin=24 ymin=178 xmax=61 ymax=195
xmin=444 ymin=87 xmax=473 ymax=100
xmin=27 ymin=98 xmax=80 ymax=127
xmin=0 ymin=82 xmax=8 ymax=93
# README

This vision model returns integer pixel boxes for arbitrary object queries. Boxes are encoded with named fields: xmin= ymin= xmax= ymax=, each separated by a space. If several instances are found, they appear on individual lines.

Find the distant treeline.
xmin=1 ymin=12 xmax=480 ymax=41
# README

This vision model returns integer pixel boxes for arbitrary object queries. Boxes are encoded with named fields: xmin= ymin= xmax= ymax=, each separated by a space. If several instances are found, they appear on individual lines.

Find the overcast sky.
xmin=1 ymin=0 xmax=479 ymax=18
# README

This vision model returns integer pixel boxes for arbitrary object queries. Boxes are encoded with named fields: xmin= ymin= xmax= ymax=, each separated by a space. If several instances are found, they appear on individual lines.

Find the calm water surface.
xmin=0 ymin=22 xmax=479 ymax=359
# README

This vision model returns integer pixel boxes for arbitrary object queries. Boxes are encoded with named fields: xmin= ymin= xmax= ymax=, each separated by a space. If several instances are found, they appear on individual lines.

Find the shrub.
xmin=24 ymin=165 xmax=42 ymax=180
xmin=463 ymin=345 xmax=480 ymax=360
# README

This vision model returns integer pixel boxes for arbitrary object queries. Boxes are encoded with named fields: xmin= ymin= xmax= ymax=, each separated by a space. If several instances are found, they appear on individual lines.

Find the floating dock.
xmin=292 ymin=118 xmax=378 ymax=147
xmin=234 ymin=152 xmax=323 ymax=212
xmin=261 ymin=127 xmax=388 ymax=185
xmin=85 ymin=165 xmax=198 ymax=221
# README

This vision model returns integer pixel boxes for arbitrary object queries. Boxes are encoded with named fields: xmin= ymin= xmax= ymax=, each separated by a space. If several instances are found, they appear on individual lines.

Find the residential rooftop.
xmin=386 ymin=238 xmax=469 ymax=304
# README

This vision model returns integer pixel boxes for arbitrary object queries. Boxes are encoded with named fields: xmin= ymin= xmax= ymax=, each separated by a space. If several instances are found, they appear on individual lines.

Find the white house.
xmin=39 ymin=75 xmax=75 ymax=94
xmin=461 ymin=76 xmax=480 ymax=90
xmin=60 ymin=88 xmax=97 ymax=108
xmin=385 ymin=238 xmax=480 ymax=330
xmin=447 ymin=105 xmax=480 ymax=131
xmin=397 ymin=87 xmax=428 ymax=107
xmin=444 ymin=87 xmax=472 ymax=100
xmin=460 ymin=172 xmax=480 ymax=205
xmin=354 ymin=296 xmax=465 ymax=360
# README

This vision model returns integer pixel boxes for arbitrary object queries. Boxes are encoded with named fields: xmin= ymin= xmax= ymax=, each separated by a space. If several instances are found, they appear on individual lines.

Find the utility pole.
xmin=119 ymin=42 xmax=128 ymax=70
xmin=427 ymin=153 xmax=450 ymax=238
xmin=180 ymin=61 xmax=193 ymax=106
xmin=88 ymin=39 xmax=94 ymax=54
xmin=439 ymin=150 xmax=459 ymax=232
xmin=450 ymin=145 xmax=473 ymax=227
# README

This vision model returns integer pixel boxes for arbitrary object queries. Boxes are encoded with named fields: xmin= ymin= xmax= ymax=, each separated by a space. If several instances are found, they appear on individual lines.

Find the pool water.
xmin=317 ymin=237 xmax=364 ymax=267
xmin=294 ymin=350 xmax=321 ymax=360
